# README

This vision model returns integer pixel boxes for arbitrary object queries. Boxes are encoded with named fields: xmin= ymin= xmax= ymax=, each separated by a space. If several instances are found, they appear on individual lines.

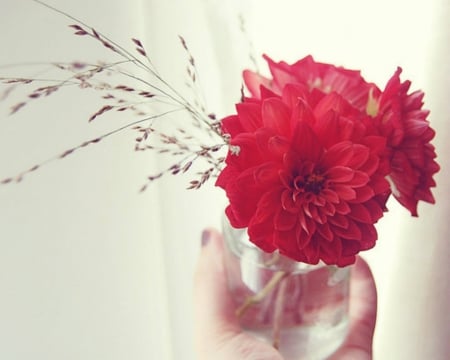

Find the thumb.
xmin=193 ymin=229 xmax=241 ymax=352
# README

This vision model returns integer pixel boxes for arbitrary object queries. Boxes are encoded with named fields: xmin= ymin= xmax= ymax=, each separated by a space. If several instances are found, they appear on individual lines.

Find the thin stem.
xmin=115 ymin=69 xmax=184 ymax=107
xmin=32 ymin=1 xmax=182 ymax=101
xmin=0 ymin=108 xmax=184 ymax=184
xmin=235 ymin=271 xmax=289 ymax=318
xmin=272 ymin=275 xmax=288 ymax=349
xmin=32 ymin=1 xmax=221 ymax=137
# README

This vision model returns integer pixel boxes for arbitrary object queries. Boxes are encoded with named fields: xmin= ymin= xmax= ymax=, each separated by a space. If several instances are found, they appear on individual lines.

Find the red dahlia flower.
xmin=243 ymin=56 xmax=439 ymax=216
xmin=216 ymin=82 xmax=391 ymax=266
xmin=217 ymin=56 xmax=439 ymax=266
xmin=370 ymin=68 xmax=439 ymax=216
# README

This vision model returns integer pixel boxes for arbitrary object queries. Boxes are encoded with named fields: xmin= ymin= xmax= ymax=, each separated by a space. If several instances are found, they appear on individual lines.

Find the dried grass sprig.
xmin=1 ymin=1 xmax=230 ymax=190
xmin=0 ymin=109 xmax=184 ymax=185
xmin=33 ymin=1 xmax=218 ymax=130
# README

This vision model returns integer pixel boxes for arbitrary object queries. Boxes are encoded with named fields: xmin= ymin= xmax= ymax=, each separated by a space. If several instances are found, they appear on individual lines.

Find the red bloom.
xmin=217 ymin=82 xmax=390 ymax=266
xmin=371 ymin=68 xmax=439 ymax=216
xmin=254 ymin=56 xmax=440 ymax=216
xmin=243 ymin=55 xmax=381 ymax=113
xmin=217 ymin=56 xmax=439 ymax=265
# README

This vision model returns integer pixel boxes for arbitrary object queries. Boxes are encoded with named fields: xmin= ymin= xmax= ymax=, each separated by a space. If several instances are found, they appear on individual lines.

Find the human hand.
xmin=193 ymin=228 xmax=377 ymax=360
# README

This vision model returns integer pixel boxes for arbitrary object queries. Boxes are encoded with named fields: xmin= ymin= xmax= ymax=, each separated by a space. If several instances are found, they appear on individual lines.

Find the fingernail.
xmin=201 ymin=229 xmax=211 ymax=247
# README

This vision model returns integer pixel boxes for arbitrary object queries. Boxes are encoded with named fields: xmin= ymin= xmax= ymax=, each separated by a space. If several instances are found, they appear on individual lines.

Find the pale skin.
xmin=194 ymin=229 xmax=377 ymax=360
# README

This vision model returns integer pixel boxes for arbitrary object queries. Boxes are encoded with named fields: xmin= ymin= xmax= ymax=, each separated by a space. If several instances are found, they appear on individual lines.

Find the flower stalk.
xmin=235 ymin=270 xmax=289 ymax=318
xmin=272 ymin=273 xmax=289 ymax=349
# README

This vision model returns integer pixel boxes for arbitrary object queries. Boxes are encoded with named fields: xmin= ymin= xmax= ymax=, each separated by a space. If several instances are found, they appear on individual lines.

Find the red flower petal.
xmin=262 ymin=98 xmax=291 ymax=136
xmin=325 ymin=166 xmax=354 ymax=183
xmin=235 ymin=103 xmax=263 ymax=132
xmin=322 ymin=141 xmax=356 ymax=167
xmin=243 ymin=69 xmax=271 ymax=98
xmin=290 ymin=121 xmax=323 ymax=162
xmin=347 ymin=203 xmax=374 ymax=223
xmin=275 ymin=210 xmax=297 ymax=231
xmin=332 ymin=184 xmax=356 ymax=200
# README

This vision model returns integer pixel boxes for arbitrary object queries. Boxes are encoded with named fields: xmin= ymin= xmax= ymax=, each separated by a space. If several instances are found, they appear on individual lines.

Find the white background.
xmin=0 ymin=0 xmax=449 ymax=359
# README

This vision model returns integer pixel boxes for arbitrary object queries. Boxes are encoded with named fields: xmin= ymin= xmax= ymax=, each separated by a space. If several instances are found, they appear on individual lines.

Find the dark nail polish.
xmin=201 ymin=230 xmax=211 ymax=247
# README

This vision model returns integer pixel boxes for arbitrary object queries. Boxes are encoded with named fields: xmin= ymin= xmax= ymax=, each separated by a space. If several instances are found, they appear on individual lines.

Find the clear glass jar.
xmin=222 ymin=217 xmax=351 ymax=360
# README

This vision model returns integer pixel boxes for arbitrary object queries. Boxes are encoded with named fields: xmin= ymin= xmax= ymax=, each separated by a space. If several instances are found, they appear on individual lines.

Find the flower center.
xmin=304 ymin=173 xmax=325 ymax=194
xmin=294 ymin=172 xmax=326 ymax=195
